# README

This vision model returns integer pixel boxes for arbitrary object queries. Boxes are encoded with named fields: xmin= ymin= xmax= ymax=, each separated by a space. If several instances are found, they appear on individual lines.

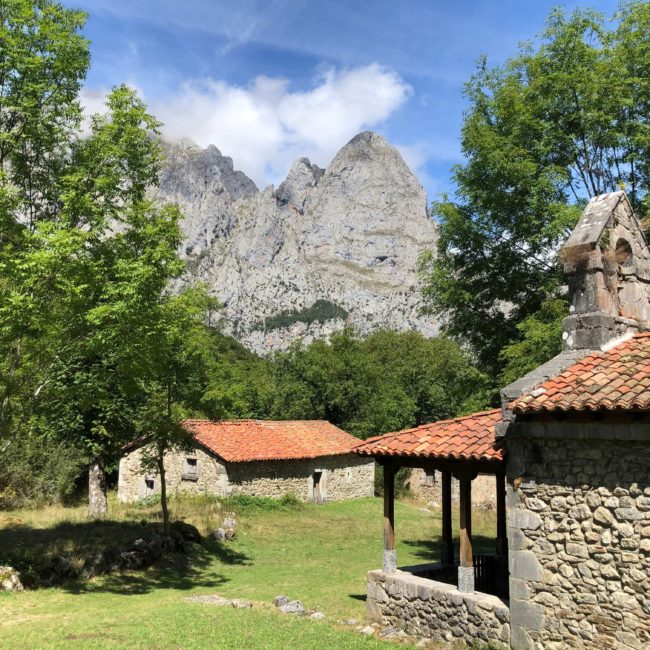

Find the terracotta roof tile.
xmin=182 ymin=419 xmax=359 ymax=463
xmin=353 ymin=409 xmax=503 ymax=464
xmin=512 ymin=333 xmax=650 ymax=414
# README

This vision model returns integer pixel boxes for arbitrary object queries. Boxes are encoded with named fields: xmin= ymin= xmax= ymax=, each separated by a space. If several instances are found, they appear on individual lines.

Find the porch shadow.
xmin=402 ymin=534 xmax=497 ymax=562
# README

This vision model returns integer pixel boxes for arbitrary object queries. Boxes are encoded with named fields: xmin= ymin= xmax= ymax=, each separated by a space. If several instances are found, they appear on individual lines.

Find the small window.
xmin=145 ymin=478 xmax=155 ymax=491
xmin=182 ymin=457 xmax=199 ymax=481
xmin=615 ymin=239 xmax=633 ymax=266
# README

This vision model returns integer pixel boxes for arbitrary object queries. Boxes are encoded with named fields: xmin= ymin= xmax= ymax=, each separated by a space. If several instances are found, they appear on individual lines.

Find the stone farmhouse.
xmin=118 ymin=419 xmax=374 ymax=503
xmin=354 ymin=192 xmax=650 ymax=649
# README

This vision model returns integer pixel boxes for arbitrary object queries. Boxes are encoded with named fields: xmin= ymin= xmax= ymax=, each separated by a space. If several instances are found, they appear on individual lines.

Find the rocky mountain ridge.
xmin=153 ymin=131 xmax=437 ymax=354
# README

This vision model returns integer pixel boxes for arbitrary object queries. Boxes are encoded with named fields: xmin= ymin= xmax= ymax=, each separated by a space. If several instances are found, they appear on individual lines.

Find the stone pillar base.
xmin=458 ymin=565 xmax=474 ymax=593
xmin=383 ymin=550 xmax=397 ymax=573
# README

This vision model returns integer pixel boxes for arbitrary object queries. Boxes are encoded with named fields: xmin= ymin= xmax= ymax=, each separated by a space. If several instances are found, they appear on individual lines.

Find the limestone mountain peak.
xmin=154 ymin=132 xmax=437 ymax=353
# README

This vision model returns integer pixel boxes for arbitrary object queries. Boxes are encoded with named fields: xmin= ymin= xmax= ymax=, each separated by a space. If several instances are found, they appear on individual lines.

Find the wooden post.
xmin=496 ymin=473 xmax=507 ymax=557
xmin=441 ymin=470 xmax=454 ymax=565
xmin=383 ymin=464 xmax=396 ymax=572
xmin=458 ymin=476 xmax=474 ymax=592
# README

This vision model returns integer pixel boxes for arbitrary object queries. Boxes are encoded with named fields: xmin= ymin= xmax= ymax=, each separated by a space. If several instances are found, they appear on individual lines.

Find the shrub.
xmin=0 ymin=435 xmax=87 ymax=510
xmin=222 ymin=493 xmax=303 ymax=512
xmin=130 ymin=494 xmax=161 ymax=509
xmin=279 ymin=492 xmax=301 ymax=507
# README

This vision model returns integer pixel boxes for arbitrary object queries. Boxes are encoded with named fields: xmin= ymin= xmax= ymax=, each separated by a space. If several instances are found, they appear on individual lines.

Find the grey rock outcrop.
xmin=157 ymin=131 xmax=437 ymax=353
xmin=0 ymin=566 xmax=24 ymax=592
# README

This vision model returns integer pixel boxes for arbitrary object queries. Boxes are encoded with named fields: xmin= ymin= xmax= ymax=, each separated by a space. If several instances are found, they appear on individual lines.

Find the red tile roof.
xmin=353 ymin=409 xmax=504 ymax=464
xmin=182 ymin=419 xmax=360 ymax=463
xmin=512 ymin=333 xmax=650 ymax=414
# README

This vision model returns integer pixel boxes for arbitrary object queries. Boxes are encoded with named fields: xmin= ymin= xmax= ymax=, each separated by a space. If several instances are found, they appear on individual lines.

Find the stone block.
xmin=508 ymin=527 xmax=527 ymax=550
xmin=510 ymin=623 xmax=535 ymax=650
xmin=383 ymin=550 xmax=397 ymax=573
xmin=636 ymin=496 xmax=650 ymax=511
xmin=526 ymin=498 xmax=546 ymax=511
xmin=594 ymin=506 xmax=613 ymax=525
xmin=566 ymin=542 xmax=589 ymax=559
xmin=611 ymin=591 xmax=640 ymax=610
xmin=615 ymin=508 xmax=639 ymax=521
xmin=569 ymin=504 xmax=591 ymax=521
xmin=457 ymin=566 xmax=474 ymax=593
xmin=510 ymin=550 xmax=544 ymax=582
xmin=416 ymin=582 xmax=432 ymax=601
xmin=510 ymin=599 xmax=544 ymax=631
xmin=367 ymin=580 xmax=388 ymax=604
xmin=508 ymin=509 xmax=542 ymax=531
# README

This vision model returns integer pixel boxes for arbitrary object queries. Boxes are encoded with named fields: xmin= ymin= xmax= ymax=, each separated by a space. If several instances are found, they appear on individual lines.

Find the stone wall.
xmin=366 ymin=567 xmax=510 ymax=645
xmin=118 ymin=445 xmax=374 ymax=503
xmin=409 ymin=469 xmax=497 ymax=507
xmin=118 ymin=444 xmax=228 ymax=503
xmin=227 ymin=454 xmax=375 ymax=501
xmin=506 ymin=420 xmax=650 ymax=650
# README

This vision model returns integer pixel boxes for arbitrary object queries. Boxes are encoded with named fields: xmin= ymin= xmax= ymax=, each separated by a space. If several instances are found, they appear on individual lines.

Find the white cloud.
xmin=155 ymin=64 xmax=411 ymax=187
xmin=79 ymin=64 xmax=414 ymax=188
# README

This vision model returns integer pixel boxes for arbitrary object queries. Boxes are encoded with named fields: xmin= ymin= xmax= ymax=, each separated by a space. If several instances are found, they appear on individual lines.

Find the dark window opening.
xmin=182 ymin=457 xmax=199 ymax=481
xmin=615 ymin=238 xmax=633 ymax=266
xmin=145 ymin=478 xmax=154 ymax=491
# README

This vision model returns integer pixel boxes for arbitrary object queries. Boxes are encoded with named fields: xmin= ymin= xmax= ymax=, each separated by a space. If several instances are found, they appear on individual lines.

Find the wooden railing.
xmin=474 ymin=554 xmax=509 ymax=598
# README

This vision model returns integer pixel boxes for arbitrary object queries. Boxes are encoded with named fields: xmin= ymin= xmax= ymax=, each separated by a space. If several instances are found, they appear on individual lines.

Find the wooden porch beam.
xmin=375 ymin=456 xmax=503 ymax=477
xmin=383 ymin=463 xmax=396 ymax=572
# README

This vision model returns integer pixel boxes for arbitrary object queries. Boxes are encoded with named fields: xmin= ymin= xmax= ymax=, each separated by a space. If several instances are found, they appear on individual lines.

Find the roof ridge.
xmin=184 ymin=418 xmax=333 ymax=426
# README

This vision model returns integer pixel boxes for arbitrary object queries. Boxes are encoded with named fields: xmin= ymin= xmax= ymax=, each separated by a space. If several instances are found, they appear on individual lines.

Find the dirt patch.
xmin=2 ymin=613 xmax=55 ymax=626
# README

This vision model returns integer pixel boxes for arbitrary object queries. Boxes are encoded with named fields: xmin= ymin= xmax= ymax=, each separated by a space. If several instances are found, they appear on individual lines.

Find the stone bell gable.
xmin=500 ymin=191 xmax=650 ymax=649
xmin=561 ymin=191 xmax=650 ymax=351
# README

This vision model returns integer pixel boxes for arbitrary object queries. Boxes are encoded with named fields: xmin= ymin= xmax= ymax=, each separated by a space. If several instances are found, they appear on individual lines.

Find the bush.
xmin=279 ymin=492 xmax=301 ymax=507
xmin=222 ymin=493 xmax=303 ymax=511
xmin=0 ymin=434 xmax=87 ymax=510
xmin=130 ymin=494 xmax=161 ymax=509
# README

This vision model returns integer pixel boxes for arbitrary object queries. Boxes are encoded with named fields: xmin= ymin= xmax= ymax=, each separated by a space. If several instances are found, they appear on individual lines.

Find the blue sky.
xmin=68 ymin=0 xmax=619 ymax=200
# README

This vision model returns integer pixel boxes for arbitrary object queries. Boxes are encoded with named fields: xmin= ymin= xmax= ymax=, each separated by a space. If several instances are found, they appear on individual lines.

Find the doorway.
xmin=313 ymin=470 xmax=324 ymax=504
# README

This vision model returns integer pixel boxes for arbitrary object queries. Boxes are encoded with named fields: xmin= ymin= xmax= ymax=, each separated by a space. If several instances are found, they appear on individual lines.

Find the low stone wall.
xmin=506 ymin=421 xmax=650 ymax=649
xmin=118 ymin=445 xmax=374 ymax=503
xmin=366 ymin=567 xmax=510 ymax=645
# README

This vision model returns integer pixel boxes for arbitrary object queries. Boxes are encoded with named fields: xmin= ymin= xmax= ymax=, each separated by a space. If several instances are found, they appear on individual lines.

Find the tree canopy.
xmin=420 ymin=2 xmax=650 ymax=379
xmin=268 ymin=330 xmax=489 ymax=439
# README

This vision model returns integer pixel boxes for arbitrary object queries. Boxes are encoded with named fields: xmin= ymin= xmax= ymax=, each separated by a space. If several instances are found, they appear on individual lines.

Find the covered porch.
xmin=354 ymin=409 xmax=511 ymax=645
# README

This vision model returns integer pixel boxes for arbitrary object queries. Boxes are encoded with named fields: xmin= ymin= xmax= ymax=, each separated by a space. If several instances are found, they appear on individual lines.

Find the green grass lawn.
xmin=0 ymin=496 xmax=496 ymax=649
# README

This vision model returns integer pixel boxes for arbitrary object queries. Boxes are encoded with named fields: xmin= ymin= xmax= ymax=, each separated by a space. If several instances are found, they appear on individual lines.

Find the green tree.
xmin=0 ymin=0 xmax=89 ymax=439
xmin=135 ymin=288 xmax=216 ymax=533
xmin=40 ymin=87 xmax=186 ymax=516
xmin=420 ymin=2 xmax=650 ymax=377
xmin=498 ymin=298 xmax=567 ymax=386
xmin=269 ymin=330 xmax=489 ymax=439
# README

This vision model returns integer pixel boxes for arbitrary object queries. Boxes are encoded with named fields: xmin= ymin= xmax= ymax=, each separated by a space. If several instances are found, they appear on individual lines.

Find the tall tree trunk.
xmin=157 ymin=449 xmax=169 ymax=535
xmin=88 ymin=461 xmax=108 ymax=518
